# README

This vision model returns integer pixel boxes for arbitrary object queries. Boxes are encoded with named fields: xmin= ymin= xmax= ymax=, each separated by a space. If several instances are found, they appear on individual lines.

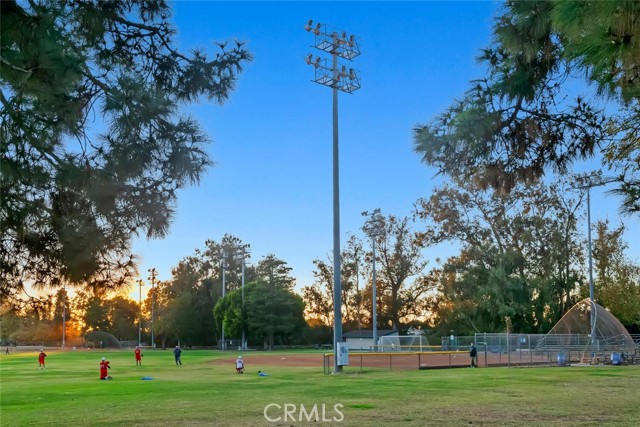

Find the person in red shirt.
xmin=134 ymin=346 xmax=142 ymax=366
xmin=38 ymin=349 xmax=47 ymax=369
xmin=99 ymin=357 xmax=111 ymax=379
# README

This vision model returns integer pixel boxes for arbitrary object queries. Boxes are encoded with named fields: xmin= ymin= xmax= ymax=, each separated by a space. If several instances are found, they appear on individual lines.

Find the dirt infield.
xmin=212 ymin=353 xmax=325 ymax=368
xmin=212 ymin=352 xmax=473 ymax=371
xmin=212 ymin=351 xmax=560 ymax=371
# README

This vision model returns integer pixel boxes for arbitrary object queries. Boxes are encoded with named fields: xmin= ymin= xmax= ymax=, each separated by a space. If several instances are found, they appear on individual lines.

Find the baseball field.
xmin=1 ymin=349 xmax=639 ymax=426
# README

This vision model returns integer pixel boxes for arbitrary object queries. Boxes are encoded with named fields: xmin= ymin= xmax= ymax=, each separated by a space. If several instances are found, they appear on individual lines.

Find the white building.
xmin=342 ymin=329 xmax=398 ymax=351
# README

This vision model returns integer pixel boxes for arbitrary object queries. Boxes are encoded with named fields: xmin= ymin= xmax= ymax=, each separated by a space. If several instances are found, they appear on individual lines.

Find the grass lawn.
xmin=1 ymin=349 xmax=639 ymax=426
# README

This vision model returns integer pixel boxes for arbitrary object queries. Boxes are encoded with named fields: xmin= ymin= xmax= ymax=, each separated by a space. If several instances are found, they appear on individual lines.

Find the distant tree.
xmin=51 ymin=288 xmax=70 ymax=340
xmin=373 ymin=214 xmax=432 ymax=331
xmin=109 ymin=296 xmax=138 ymax=341
xmin=301 ymin=236 xmax=365 ymax=329
xmin=213 ymin=288 xmax=244 ymax=342
xmin=417 ymin=178 xmax=585 ymax=334
xmin=78 ymin=289 xmax=110 ymax=333
xmin=590 ymin=221 xmax=640 ymax=330
xmin=301 ymin=259 xmax=335 ymax=327
xmin=158 ymin=256 xmax=217 ymax=346
xmin=244 ymin=282 xmax=306 ymax=350
xmin=0 ymin=1 xmax=252 ymax=298
xmin=255 ymin=254 xmax=296 ymax=290
xmin=414 ymin=0 xmax=639 ymax=214
xmin=203 ymin=235 xmax=257 ymax=293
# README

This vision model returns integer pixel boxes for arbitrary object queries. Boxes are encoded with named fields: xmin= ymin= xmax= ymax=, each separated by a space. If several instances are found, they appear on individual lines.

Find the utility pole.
xmin=362 ymin=209 xmax=384 ymax=351
xmin=576 ymin=173 xmax=616 ymax=352
xmin=136 ymin=279 xmax=144 ymax=347
xmin=220 ymin=250 xmax=228 ymax=351
xmin=61 ymin=285 xmax=66 ymax=349
xmin=148 ymin=268 xmax=157 ymax=350
xmin=235 ymin=245 xmax=250 ymax=351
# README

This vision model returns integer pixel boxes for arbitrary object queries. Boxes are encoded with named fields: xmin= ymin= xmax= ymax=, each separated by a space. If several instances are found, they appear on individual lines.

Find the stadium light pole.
xmin=136 ymin=279 xmax=144 ymax=347
xmin=235 ymin=245 xmax=250 ymax=351
xmin=220 ymin=250 xmax=228 ymax=351
xmin=576 ymin=173 xmax=616 ymax=352
xmin=61 ymin=285 xmax=66 ymax=349
xmin=148 ymin=268 xmax=157 ymax=350
xmin=305 ymin=19 xmax=361 ymax=373
xmin=362 ymin=209 xmax=384 ymax=352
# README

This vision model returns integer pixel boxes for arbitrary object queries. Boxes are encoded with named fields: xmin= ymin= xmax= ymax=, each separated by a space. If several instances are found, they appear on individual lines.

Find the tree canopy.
xmin=0 ymin=1 xmax=251 ymax=298
xmin=413 ymin=0 xmax=639 ymax=214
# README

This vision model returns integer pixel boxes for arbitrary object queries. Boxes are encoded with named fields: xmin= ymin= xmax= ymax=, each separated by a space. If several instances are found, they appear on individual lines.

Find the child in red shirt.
xmin=100 ymin=357 xmax=111 ymax=379
xmin=134 ymin=346 xmax=142 ymax=366
xmin=38 ymin=349 xmax=47 ymax=368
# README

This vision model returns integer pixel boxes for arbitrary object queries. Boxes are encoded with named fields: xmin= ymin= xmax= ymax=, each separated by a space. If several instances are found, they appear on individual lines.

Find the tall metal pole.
xmin=305 ymin=21 xmax=361 ymax=374
xmin=362 ymin=209 xmax=383 ymax=352
xmin=241 ymin=257 xmax=246 ymax=351
xmin=371 ymin=234 xmax=378 ymax=351
xmin=61 ymin=285 xmax=65 ymax=349
xmin=148 ymin=268 xmax=156 ymax=350
xmin=575 ymin=174 xmax=615 ymax=353
xmin=221 ymin=251 xmax=227 ymax=351
xmin=137 ymin=279 xmax=143 ymax=347
xmin=331 ymin=50 xmax=343 ymax=373
xmin=151 ymin=279 xmax=154 ymax=350
xmin=586 ymin=188 xmax=596 ymax=352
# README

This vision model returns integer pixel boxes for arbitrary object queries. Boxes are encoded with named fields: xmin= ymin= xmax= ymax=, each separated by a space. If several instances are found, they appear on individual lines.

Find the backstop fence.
xmin=322 ymin=333 xmax=639 ymax=373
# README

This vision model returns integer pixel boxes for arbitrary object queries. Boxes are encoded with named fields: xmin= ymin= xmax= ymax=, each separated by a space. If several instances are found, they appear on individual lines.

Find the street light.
xmin=220 ymin=250 xmax=228 ymax=351
xmin=575 ymin=173 xmax=617 ymax=352
xmin=61 ymin=285 xmax=66 ymax=349
xmin=362 ymin=209 xmax=385 ymax=352
xmin=136 ymin=279 xmax=144 ymax=347
xmin=147 ymin=268 xmax=157 ymax=350
xmin=305 ymin=19 xmax=361 ymax=373
xmin=234 ymin=245 xmax=251 ymax=351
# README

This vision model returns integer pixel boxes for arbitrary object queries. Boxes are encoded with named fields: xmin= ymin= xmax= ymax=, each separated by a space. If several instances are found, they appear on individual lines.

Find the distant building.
xmin=342 ymin=329 xmax=398 ymax=351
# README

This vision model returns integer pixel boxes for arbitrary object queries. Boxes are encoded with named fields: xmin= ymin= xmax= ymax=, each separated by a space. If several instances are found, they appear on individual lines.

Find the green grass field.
xmin=1 ymin=349 xmax=639 ymax=426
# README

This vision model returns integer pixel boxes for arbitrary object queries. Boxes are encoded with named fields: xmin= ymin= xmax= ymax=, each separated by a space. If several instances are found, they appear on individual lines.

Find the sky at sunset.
xmin=128 ymin=1 xmax=638 ymax=299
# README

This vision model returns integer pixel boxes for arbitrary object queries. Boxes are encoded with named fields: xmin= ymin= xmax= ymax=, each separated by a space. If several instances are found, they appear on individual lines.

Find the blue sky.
xmin=130 ymin=1 xmax=638 ymax=297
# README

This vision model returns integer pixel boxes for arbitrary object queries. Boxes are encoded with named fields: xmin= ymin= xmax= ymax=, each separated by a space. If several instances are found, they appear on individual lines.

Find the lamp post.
xmin=362 ymin=209 xmax=384 ymax=352
xmin=235 ymin=245 xmax=250 ymax=351
xmin=576 ymin=173 xmax=616 ymax=352
xmin=61 ymin=285 xmax=66 ymax=349
xmin=305 ymin=19 xmax=361 ymax=373
xmin=136 ymin=279 xmax=144 ymax=347
xmin=148 ymin=268 xmax=157 ymax=350
xmin=220 ymin=250 xmax=228 ymax=351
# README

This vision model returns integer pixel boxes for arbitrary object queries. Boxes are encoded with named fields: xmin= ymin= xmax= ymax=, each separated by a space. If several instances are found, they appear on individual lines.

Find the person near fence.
xmin=469 ymin=343 xmax=477 ymax=368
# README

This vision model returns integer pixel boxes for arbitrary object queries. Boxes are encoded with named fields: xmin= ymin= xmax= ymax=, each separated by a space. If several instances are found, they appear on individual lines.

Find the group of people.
xmin=99 ymin=345 xmax=183 ymax=379
xmin=34 ymin=345 xmax=187 ymax=379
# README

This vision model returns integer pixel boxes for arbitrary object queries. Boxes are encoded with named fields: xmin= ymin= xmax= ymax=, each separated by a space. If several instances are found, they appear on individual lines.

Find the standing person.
xmin=235 ymin=355 xmax=244 ymax=373
xmin=469 ymin=343 xmax=478 ymax=368
xmin=99 ymin=357 xmax=111 ymax=379
xmin=5 ymin=345 xmax=10 ymax=355
xmin=38 ymin=349 xmax=47 ymax=369
xmin=174 ymin=345 xmax=182 ymax=365
xmin=134 ymin=346 xmax=143 ymax=366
